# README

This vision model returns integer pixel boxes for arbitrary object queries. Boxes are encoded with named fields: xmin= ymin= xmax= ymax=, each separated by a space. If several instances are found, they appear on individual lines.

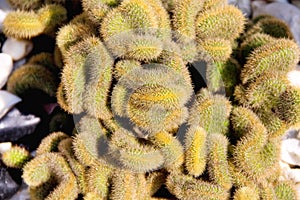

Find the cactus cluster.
xmin=2 ymin=0 xmax=300 ymax=199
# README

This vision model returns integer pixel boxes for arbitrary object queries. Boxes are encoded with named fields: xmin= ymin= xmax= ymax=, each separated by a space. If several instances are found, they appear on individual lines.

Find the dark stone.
xmin=0 ymin=166 xmax=20 ymax=200
xmin=0 ymin=109 xmax=40 ymax=142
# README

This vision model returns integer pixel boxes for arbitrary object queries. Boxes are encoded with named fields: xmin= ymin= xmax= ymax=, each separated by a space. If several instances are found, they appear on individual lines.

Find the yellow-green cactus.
xmin=1 ymin=146 xmax=31 ymax=168
xmin=7 ymin=64 xmax=58 ymax=98
xmin=7 ymin=0 xmax=42 ymax=10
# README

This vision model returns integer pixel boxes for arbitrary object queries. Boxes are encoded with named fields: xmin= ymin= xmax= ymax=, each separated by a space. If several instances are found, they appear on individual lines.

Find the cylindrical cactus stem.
xmin=109 ymin=128 xmax=164 ymax=172
xmin=197 ymin=38 xmax=232 ymax=62
xmin=72 ymin=115 xmax=109 ymax=167
xmin=206 ymin=58 xmax=241 ymax=96
xmin=56 ymin=23 xmax=95 ymax=57
xmin=189 ymin=89 xmax=232 ymax=135
xmin=86 ymin=162 xmax=112 ymax=198
xmin=105 ymin=33 xmax=163 ymax=61
xmin=109 ymin=170 xmax=138 ymax=200
xmin=81 ymin=0 xmax=112 ymax=25
xmin=149 ymin=131 xmax=184 ymax=171
xmin=207 ymin=133 xmax=232 ymax=190
xmin=195 ymin=5 xmax=245 ymax=41
xmin=247 ymin=17 xmax=294 ymax=40
xmin=28 ymin=52 xmax=59 ymax=74
xmin=23 ymin=153 xmax=79 ymax=200
xmin=233 ymin=187 xmax=260 ymax=200
xmin=36 ymin=131 xmax=69 ymax=156
xmin=1 ymin=146 xmax=31 ymax=168
xmin=114 ymin=60 xmax=142 ymax=81
xmin=241 ymin=39 xmax=300 ymax=84
xmin=239 ymin=33 xmax=275 ymax=62
xmin=56 ymin=83 xmax=72 ymax=114
xmin=58 ymin=138 xmax=88 ymax=194
xmin=82 ymin=39 xmax=114 ymax=120
xmin=7 ymin=64 xmax=58 ymax=98
xmin=3 ymin=10 xmax=45 ymax=39
xmin=166 ymin=172 xmax=229 ymax=200
xmin=146 ymin=170 xmax=168 ymax=196
xmin=184 ymin=126 xmax=207 ymax=177
xmin=172 ymin=0 xmax=203 ymax=41
xmin=231 ymin=107 xmax=280 ymax=182
xmin=37 ymin=4 xmax=67 ymax=37
xmin=274 ymin=181 xmax=298 ymax=200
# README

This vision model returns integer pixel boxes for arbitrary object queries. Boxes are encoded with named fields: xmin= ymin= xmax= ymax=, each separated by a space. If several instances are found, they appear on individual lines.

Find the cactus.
xmin=7 ymin=64 xmax=58 ymax=98
xmin=9 ymin=0 xmax=300 ymax=199
xmin=3 ymin=11 xmax=44 ymax=39
xmin=1 ymin=146 xmax=31 ymax=168
xmin=7 ymin=0 xmax=42 ymax=10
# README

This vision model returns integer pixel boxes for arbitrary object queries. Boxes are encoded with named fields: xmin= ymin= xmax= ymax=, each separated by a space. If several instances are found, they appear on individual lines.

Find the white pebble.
xmin=0 ymin=142 xmax=11 ymax=154
xmin=2 ymin=38 xmax=33 ymax=61
xmin=287 ymin=70 xmax=300 ymax=89
xmin=281 ymin=138 xmax=300 ymax=166
xmin=0 ymin=53 xmax=13 ymax=89
xmin=0 ymin=90 xmax=21 ymax=120
xmin=0 ymin=0 xmax=13 ymax=12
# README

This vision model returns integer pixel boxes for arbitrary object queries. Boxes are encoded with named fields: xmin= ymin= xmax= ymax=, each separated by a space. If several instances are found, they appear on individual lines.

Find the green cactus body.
xmin=197 ymin=38 xmax=232 ymax=62
xmin=166 ymin=173 xmax=229 ymax=200
xmin=7 ymin=64 xmax=58 ymax=97
xmin=233 ymin=187 xmax=260 ymax=200
xmin=58 ymin=138 xmax=88 ymax=194
xmin=36 ymin=132 xmax=69 ymax=155
xmin=207 ymin=133 xmax=232 ymax=190
xmin=37 ymin=4 xmax=67 ymax=37
xmin=110 ymin=170 xmax=137 ymax=200
xmin=81 ymin=0 xmax=112 ymax=25
xmin=150 ymin=131 xmax=184 ymax=171
xmin=2 ymin=146 xmax=31 ymax=168
xmin=3 ymin=10 xmax=44 ymax=39
xmin=86 ymin=163 xmax=112 ymax=198
xmin=114 ymin=60 xmax=142 ymax=81
xmin=241 ymin=39 xmax=300 ymax=84
xmin=172 ymin=0 xmax=203 ymax=41
xmin=196 ymin=5 xmax=245 ymax=41
xmin=184 ymin=126 xmax=207 ymax=177
xmin=56 ymin=83 xmax=72 ymax=114
xmin=146 ymin=171 xmax=167 ymax=196
xmin=189 ymin=89 xmax=232 ymax=135
xmin=274 ymin=181 xmax=298 ymax=200
xmin=72 ymin=116 xmax=109 ymax=166
xmin=231 ymin=107 xmax=280 ymax=182
xmin=56 ymin=23 xmax=95 ymax=57
xmin=109 ymin=128 xmax=164 ymax=172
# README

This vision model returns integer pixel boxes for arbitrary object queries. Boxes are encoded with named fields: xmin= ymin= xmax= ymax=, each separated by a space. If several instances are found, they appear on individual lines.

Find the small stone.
xmin=2 ymin=38 xmax=33 ymax=61
xmin=0 ymin=90 xmax=21 ymax=120
xmin=0 ymin=108 xmax=40 ymax=142
xmin=0 ymin=53 xmax=13 ymax=89
xmin=0 ymin=165 xmax=20 ymax=200
xmin=288 ymin=168 xmax=300 ymax=183
xmin=0 ymin=142 xmax=11 ymax=154
xmin=252 ymin=2 xmax=300 ymax=46
xmin=9 ymin=182 xmax=30 ymax=200
xmin=228 ymin=0 xmax=252 ymax=18
xmin=13 ymin=58 xmax=26 ymax=71
xmin=281 ymin=138 xmax=300 ymax=166
xmin=287 ymin=70 xmax=300 ymax=89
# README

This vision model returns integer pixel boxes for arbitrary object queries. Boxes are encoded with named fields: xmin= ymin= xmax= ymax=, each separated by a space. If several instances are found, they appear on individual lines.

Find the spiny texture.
xmin=1 ymin=146 xmax=31 ymax=168
xmin=13 ymin=1 xmax=300 ymax=199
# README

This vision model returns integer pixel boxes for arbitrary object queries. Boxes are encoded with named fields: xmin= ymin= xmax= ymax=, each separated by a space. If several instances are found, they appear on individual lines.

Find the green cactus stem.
xmin=184 ymin=126 xmax=207 ymax=177
xmin=233 ymin=187 xmax=259 ymax=200
xmin=36 ymin=131 xmax=69 ymax=156
xmin=7 ymin=64 xmax=58 ymax=98
xmin=3 ymin=10 xmax=45 ymax=39
xmin=7 ymin=0 xmax=42 ymax=10
xmin=1 ymin=146 xmax=31 ymax=168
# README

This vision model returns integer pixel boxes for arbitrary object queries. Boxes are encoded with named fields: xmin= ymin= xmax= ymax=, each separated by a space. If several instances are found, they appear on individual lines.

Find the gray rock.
xmin=0 ymin=166 xmax=19 ymax=200
xmin=8 ymin=182 xmax=30 ymax=200
xmin=252 ymin=2 xmax=300 ymax=46
xmin=281 ymin=138 xmax=300 ymax=166
xmin=0 ymin=108 xmax=40 ymax=142
xmin=292 ymin=0 xmax=300 ymax=9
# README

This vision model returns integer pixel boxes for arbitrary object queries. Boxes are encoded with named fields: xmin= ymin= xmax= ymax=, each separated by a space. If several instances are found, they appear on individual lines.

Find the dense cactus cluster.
xmin=2 ymin=0 xmax=300 ymax=199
